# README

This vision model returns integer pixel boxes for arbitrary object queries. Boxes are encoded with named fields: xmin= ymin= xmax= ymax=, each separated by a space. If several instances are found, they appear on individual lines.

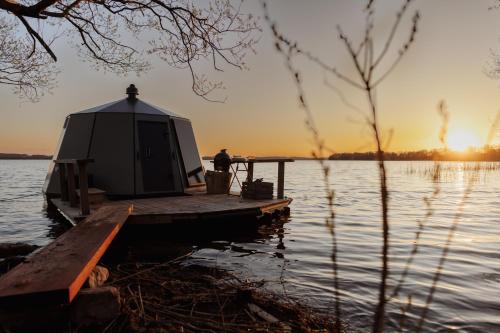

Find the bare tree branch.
xmin=16 ymin=15 xmax=57 ymax=61
xmin=0 ymin=16 xmax=57 ymax=101
xmin=0 ymin=0 xmax=259 ymax=101
xmin=264 ymin=1 xmax=420 ymax=332
xmin=262 ymin=2 xmax=342 ymax=332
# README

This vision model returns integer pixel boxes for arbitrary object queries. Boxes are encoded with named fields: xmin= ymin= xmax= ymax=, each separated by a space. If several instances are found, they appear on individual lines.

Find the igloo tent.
xmin=43 ymin=85 xmax=205 ymax=198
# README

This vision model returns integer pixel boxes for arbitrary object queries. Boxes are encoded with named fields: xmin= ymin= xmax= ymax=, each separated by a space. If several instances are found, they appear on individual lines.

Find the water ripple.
xmin=1 ymin=160 xmax=499 ymax=332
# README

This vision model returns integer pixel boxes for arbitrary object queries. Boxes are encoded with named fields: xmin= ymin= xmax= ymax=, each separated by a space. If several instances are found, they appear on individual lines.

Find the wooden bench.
xmin=54 ymin=158 xmax=94 ymax=216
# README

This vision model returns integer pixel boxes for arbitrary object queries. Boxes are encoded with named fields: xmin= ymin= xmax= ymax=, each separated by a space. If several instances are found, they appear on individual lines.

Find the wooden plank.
xmin=53 ymin=194 xmax=292 ymax=226
xmin=51 ymin=199 xmax=81 ymax=225
xmin=259 ymin=198 xmax=292 ymax=213
xmin=231 ymin=157 xmax=248 ymax=163
xmin=0 ymin=205 xmax=130 ymax=305
xmin=118 ymin=195 xmax=291 ymax=216
xmin=127 ymin=208 xmax=260 ymax=225
xmin=209 ymin=158 xmax=294 ymax=163
xmin=53 ymin=158 xmax=94 ymax=164
xmin=247 ymin=158 xmax=294 ymax=163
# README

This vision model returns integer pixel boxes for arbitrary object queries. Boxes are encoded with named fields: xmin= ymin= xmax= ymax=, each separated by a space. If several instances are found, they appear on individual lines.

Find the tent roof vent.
xmin=126 ymin=84 xmax=138 ymax=100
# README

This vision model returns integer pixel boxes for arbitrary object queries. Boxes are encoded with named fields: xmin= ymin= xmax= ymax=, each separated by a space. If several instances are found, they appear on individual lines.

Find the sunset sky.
xmin=1 ymin=0 xmax=500 ymax=156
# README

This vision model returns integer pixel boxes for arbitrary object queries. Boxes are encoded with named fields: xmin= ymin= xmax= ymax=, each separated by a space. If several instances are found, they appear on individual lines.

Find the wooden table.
xmin=209 ymin=157 xmax=295 ymax=199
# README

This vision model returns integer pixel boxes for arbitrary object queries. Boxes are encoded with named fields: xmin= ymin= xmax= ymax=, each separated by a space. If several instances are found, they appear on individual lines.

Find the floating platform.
xmin=51 ymin=193 xmax=292 ymax=226
xmin=0 ymin=193 xmax=291 ymax=306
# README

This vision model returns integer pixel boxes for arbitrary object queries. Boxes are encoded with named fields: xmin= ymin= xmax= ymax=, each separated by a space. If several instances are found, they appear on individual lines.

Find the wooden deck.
xmin=52 ymin=194 xmax=292 ymax=226
xmin=0 ymin=205 xmax=130 ymax=305
xmin=0 ymin=194 xmax=291 ymax=306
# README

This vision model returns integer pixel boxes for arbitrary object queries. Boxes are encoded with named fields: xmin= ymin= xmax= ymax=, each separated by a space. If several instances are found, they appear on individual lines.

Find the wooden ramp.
xmin=0 ymin=206 xmax=130 ymax=305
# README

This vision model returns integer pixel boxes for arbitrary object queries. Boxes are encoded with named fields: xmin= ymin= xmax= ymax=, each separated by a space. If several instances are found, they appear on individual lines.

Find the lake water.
xmin=0 ymin=159 xmax=498 ymax=332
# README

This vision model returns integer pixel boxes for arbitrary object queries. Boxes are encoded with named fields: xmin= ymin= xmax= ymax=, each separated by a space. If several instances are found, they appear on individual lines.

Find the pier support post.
xmin=58 ymin=164 xmax=68 ymax=201
xmin=277 ymin=161 xmax=285 ymax=199
xmin=247 ymin=161 xmax=254 ymax=183
xmin=77 ymin=160 xmax=90 ymax=216
xmin=67 ymin=164 xmax=77 ymax=207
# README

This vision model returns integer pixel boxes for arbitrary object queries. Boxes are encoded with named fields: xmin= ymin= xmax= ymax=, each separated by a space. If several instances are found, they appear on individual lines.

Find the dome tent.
xmin=43 ymin=85 xmax=205 ymax=198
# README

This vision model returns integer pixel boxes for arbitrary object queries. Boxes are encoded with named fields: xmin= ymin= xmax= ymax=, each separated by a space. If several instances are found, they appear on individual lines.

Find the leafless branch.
xmin=0 ymin=0 xmax=259 ymax=100
xmin=387 ymin=101 xmax=448 ymax=303
xmin=264 ymin=1 xmax=420 ymax=332
xmin=0 ymin=16 xmax=57 ymax=101
xmin=16 ymin=15 xmax=57 ymax=61
xmin=262 ymin=2 xmax=342 ymax=332
xmin=415 ymin=180 xmax=474 ymax=332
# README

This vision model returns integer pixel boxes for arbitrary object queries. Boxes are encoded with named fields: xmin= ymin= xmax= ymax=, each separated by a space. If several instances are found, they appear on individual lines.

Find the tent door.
xmin=138 ymin=121 xmax=174 ymax=192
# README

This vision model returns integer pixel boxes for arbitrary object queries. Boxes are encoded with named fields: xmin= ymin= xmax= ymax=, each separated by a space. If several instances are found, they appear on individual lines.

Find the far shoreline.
xmin=2 ymin=149 xmax=499 ymax=162
xmin=202 ymin=149 xmax=500 ymax=162
xmin=0 ymin=153 xmax=52 ymax=160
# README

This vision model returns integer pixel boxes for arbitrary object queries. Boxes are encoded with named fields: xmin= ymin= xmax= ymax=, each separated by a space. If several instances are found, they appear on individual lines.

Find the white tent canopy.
xmin=44 ymin=85 xmax=205 ymax=198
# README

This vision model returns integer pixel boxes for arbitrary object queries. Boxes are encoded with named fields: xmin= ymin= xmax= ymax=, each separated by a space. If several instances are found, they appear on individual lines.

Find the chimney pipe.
xmin=126 ymin=84 xmax=139 ymax=100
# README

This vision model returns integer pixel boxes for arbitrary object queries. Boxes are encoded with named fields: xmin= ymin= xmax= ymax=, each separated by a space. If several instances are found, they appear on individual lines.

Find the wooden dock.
xmin=0 ymin=194 xmax=291 ymax=306
xmin=51 ymin=194 xmax=292 ymax=226
xmin=0 ymin=157 xmax=293 ymax=307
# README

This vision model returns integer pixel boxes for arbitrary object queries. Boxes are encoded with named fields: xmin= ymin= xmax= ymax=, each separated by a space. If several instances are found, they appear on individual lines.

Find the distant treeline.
xmin=202 ymin=156 xmax=320 ymax=161
xmin=329 ymin=147 xmax=500 ymax=162
xmin=202 ymin=148 xmax=500 ymax=162
xmin=0 ymin=153 xmax=52 ymax=160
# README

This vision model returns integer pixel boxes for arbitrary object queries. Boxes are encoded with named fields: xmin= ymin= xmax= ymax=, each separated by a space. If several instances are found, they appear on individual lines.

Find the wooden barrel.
xmin=205 ymin=170 xmax=232 ymax=194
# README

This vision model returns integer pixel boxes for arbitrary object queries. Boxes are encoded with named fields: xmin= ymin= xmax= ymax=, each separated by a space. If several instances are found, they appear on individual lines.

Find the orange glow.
xmin=1 ymin=1 xmax=500 ymax=157
xmin=447 ymin=130 xmax=482 ymax=152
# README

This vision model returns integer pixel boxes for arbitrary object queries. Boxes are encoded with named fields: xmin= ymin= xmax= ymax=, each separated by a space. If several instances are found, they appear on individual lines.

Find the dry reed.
xmin=264 ymin=1 xmax=419 ymax=332
xmin=102 ymin=259 xmax=342 ymax=333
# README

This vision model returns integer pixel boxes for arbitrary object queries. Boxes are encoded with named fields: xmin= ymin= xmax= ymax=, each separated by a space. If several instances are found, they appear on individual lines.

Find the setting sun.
xmin=447 ymin=130 xmax=482 ymax=151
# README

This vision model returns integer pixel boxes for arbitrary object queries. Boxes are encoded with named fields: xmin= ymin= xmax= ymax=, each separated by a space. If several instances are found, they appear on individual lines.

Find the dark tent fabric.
xmin=44 ymin=93 xmax=205 ymax=198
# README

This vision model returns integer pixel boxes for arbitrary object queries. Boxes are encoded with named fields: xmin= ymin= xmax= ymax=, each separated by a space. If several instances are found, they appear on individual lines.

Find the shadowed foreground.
xmin=103 ymin=263 xmax=341 ymax=333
